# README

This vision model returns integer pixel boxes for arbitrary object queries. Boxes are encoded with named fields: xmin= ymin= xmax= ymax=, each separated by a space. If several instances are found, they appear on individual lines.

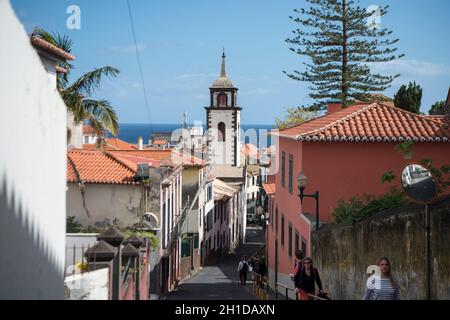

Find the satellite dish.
xmin=143 ymin=212 xmax=160 ymax=230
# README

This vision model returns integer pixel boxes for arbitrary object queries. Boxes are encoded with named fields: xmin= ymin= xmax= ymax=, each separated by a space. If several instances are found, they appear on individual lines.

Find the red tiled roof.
xmin=82 ymin=144 xmax=98 ymax=151
xmin=262 ymin=183 xmax=275 ymax=196
xmin=109 ymin=149 xmax=173 ymax=161
xmin=108 ymin=153 xmax=162 ymax=170
xmin=67 ymin=151 xmax=136 ymax=185
xmin=241 ymin=143 xmax=259 ymax=157
xmin=274 ymin=103 xmax=450 ymax=143
xmin=110 ymin=149 xmax=206 ymax=168
xmin=106 ymin=138 xmax=138 ymax=150
xmin=83 ymin=138 xmax=137 ymax=151
xmin=425 ymin=115 xmax=450 ymax=126
xmin=153 ymin=139 xmax=168 ymax=145
xmin=83 ymin=125 xmax=97 ymax=134
xmin=31 ymin=35 xmax=75 ymax=61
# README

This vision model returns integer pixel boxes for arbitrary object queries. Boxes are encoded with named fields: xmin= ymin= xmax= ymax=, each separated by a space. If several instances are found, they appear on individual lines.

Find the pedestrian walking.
xmin=237 ymin=256 xmax=249 ymax=285
xmin=292 ymin=250 xmax=303 ymax=299
xmin=363 ymin=257 xmax=400 ymax=300
xmin=258 ymin=258 xmax=267 ymax=278
xmin=297 ymin=257 xmax=324 ymax=300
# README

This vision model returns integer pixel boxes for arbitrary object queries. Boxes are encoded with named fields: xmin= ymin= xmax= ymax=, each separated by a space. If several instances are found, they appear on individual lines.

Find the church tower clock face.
xmin=205 ymin=51 xmax=242 ymax=167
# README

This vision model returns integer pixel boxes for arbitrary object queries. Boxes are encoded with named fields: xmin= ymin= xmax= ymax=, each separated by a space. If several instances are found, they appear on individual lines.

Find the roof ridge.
xmin=68 ymin=149 xmax=103 ymax=153
xmin=295 ymin=103 xmax=377 ymax=139
xmin=275 ymin=113 xmax=327 ymax=132
xmin=104 ymin=152 xmax=137 ymax=173
xmin=380 ymin=103 xmax=448 ymax=128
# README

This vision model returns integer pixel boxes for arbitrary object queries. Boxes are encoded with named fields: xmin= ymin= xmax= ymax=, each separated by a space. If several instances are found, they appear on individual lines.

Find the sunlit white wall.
xmin=0 ymin=0 xmax=67 ymax=299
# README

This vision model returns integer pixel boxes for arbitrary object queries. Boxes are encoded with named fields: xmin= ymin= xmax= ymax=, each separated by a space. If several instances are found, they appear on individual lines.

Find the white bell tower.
xmin=205 ymin=50 xmax=241 ymax=166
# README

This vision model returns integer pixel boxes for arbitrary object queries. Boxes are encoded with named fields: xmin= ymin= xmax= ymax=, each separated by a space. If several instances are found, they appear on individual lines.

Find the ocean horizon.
xmin=111 ymin=123 xmax=276 ymax=147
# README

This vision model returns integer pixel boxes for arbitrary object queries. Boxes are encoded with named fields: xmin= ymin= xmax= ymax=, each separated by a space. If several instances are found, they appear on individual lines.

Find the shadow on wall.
xmin=0 ymin=174 xmax=64 ymax=299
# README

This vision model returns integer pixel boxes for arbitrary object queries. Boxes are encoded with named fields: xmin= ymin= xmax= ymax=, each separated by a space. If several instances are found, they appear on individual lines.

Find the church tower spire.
xmin=220 ymin=49 xmax=227 ymax=77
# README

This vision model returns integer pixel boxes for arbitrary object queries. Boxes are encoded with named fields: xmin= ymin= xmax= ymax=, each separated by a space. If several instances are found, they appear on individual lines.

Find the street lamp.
xmin=296 ymin=172 xmax=320 ymax=231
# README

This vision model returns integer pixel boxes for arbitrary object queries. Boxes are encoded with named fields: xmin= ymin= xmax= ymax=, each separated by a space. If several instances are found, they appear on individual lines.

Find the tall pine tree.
xmin=285 ymin=0 xmax=404 ymax=110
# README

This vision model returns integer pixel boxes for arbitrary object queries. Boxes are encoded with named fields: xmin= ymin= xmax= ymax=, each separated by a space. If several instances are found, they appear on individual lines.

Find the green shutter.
xmin=181 ymin=238 xmax=191 ymax=258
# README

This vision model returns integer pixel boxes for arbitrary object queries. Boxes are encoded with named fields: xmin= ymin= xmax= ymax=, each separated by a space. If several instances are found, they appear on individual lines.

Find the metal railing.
xmin=274 ymin=282 xmax=328 ymax=300
xmin=252 ymin=272 xmax=269 ymax=300
xmin=65 ymin=244 xmax=103 ymax=276
xmin=275 ymin=282 xmax=297 ymax=300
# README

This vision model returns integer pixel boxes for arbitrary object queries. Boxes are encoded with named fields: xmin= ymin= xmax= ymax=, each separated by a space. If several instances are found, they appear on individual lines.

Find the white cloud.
xmin=370 ymin=59 xmax=450 ymax=77
xmin=109 ymin=44 xmax=146 ymax=54
xmin=241 ymin=88 xmax=272 ymax=96
xmin=175 ymin=73 xmax=216 ymax=80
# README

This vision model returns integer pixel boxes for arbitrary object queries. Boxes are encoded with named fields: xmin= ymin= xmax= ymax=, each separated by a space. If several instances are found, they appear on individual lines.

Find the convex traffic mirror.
xmin=401 ymin=164 xmax=438 ymax=204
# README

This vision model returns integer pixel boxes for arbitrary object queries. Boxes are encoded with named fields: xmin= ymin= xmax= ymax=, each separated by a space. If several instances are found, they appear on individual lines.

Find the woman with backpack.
xmin=297 ymin=257 xmax=324 ymax=300
xmin=237 ymin=256 xmax=249 ymax=285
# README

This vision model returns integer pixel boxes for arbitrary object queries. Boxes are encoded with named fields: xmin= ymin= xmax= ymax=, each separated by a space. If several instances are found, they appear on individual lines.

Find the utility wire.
xmin=126 ymin=0 xmax=154 ymax=136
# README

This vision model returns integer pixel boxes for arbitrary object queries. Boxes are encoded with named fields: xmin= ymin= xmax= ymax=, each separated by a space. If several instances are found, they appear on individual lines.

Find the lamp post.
xmin=296 ymin=172 xmax=320 ymax=231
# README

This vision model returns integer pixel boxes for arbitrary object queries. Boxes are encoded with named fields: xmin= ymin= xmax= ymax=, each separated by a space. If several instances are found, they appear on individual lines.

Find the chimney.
xmin=327 ymin=101 xmax=342 ymax=115
xmin=138 ymin=136 xmax=143 ymax=150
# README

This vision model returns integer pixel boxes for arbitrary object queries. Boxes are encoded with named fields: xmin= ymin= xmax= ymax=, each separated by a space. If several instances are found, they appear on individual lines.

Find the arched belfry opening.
xmin=218 ymin=122 xmax=226 ymax=142
xmin=217 ymin=93 xmax=227 ymax=107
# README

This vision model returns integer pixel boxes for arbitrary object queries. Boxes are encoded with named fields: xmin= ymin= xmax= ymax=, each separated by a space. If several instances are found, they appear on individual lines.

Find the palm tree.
xmin=33 ymin=28 xmax=120 ymax=137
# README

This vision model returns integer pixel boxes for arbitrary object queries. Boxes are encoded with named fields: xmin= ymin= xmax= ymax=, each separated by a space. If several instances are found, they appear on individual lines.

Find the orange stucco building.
xmin=264 ymin=102 xmax=450 ymax=292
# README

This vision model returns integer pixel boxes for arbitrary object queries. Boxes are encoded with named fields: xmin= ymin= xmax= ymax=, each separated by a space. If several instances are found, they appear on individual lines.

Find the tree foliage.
xmin=332 ymin=189 xmax=407 ymax=224
xmin=33 ymin=27 xmax=120 ymax=136
xmin=275 ymin=107 xmax=319 ymax=129
xmin=428 ymin=100 xmax=446 ymax=115
xmin=285 ymin=0 xmax=404 ymax=110
xmin=393 ymin=81 xmax=423 ymax=114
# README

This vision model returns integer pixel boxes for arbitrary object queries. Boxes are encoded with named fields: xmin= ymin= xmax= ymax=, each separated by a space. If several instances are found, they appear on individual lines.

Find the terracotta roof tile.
xmin=152 ymin=139 xmax=168 ymax=145
xmin=67 ymin=150 xmax=136 ymax=185
xmin=110 ymin=149 xmax=205 ymax=168
xmin=31 ymin=35 xmax=75 ymax=61
xmin=241 ymin=143 xmax=259 ymax=157
xmin=105 ymin=138 xmax=138 ymax=150
xmin=274 ymin=103 xmax=450 ymax=143
xmin=83 ymin=138 xmax=137 ymax=151
xmin=109 ymin=149 xmax=173 ymax=161
xmin=83 ymin=125 xmax=97 ymax=134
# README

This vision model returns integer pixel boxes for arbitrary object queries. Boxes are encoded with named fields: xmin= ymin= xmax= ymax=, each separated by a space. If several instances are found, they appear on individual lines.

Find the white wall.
xmin=83 ymin=134 xmax=98 ymax=145
xmin=208 ymin=109 xmax=241 ymax=166
xmin=0 ymin=0 xmax=67 ymax=299
xmin=65 ymin=267 xmax=110 ymax=300
xmin=67 ymin=183 xmax=142 ymax=228
xmin=68 ymin=112 xmax=83 ymax=149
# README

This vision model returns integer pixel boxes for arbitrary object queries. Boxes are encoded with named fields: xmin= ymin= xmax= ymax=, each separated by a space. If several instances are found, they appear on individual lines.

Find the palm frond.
xmin=82 ymin=99 xmax=119 ymax=136
xmin=60 ymin=89 xmax=85 ymax=123
xmin=67 ymin=66 xmax=120 ymax=97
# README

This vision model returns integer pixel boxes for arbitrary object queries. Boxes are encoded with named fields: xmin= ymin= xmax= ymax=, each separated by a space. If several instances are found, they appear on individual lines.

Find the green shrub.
xmin=122 ymin=229 xmax=159 ymax=249
xmin=332 ymin=189 xmax=408 ymax=224
xmin=66 ymin=216 xmax=82 ymax=233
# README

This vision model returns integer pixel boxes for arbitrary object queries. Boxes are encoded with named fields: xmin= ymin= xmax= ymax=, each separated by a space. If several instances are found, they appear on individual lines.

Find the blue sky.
xmin=11 ymin=0 xmax=450 ymax=125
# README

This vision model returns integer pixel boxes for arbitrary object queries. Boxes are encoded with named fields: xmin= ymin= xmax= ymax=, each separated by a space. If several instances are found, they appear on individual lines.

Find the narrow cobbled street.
xmin=164 ymin=226 xmax=265 ymax=300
